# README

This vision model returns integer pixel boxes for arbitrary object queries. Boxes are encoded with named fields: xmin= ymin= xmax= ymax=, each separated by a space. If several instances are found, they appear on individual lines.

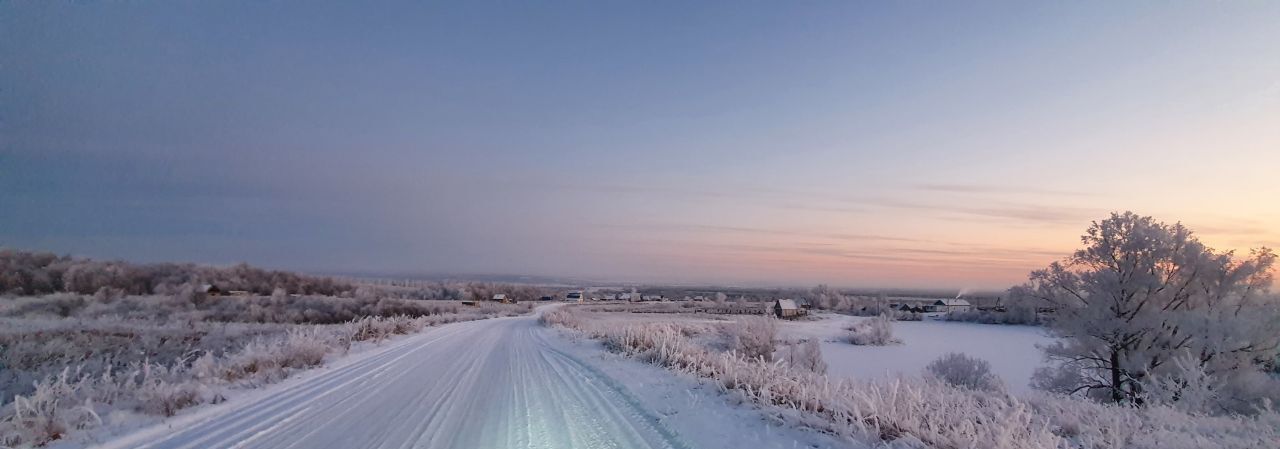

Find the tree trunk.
xmin=1110 ymin=348 xmax=1124 ymax=403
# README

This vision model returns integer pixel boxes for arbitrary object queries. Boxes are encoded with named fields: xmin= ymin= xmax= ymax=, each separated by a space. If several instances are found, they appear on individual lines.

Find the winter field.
xmin=774 ymin=313 xmax=1052 ymax=393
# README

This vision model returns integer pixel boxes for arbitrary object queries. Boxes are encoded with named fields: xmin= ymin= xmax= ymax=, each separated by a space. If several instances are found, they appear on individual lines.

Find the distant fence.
xmin=597 ymin=305 xmax=771 ymax=315
xmin=692 ymin=307 xmax=767 ymax=315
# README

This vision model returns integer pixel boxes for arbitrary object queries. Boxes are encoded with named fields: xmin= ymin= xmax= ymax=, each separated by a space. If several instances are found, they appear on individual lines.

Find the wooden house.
xmin=773 ymin=299 xmax=805 ymax=319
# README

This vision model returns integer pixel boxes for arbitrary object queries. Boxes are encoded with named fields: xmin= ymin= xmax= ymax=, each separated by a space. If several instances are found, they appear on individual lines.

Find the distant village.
xmin=472 ymin=288 xmax=984 ymax=320
xmin=258 ymin=275 xmax=1023 ymax=321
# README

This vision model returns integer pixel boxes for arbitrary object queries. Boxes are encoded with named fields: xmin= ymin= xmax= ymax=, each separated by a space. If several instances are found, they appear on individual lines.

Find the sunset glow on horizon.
xmin=4 ymin=1 xmax=1279 ymax=289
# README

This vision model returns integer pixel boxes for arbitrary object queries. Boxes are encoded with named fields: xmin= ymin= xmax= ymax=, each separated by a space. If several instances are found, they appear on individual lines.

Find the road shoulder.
xmin=539 ymin=327 xmax=862 ymax=449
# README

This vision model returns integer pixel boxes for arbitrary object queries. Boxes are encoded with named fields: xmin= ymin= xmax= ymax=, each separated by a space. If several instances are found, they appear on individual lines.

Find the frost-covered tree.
xmin=271 ymin=287 xmax=289 ymax=304
xmin=809 ymin=284 xmax=843 ymax=310
xmin=783 ymin=340 xmax=827 ymax=374
xmin=1016 ymin=212 xmax=1278 ymax=409
xmin=847 ymin=314 xmax=899 ymax=346
xmin=729 ymin=317 xmax=777 ymax=361
xmin=926 ymin=352 xmax=1002 ymax=391
xmin=0 ymin=249 xmax=354 ymax=296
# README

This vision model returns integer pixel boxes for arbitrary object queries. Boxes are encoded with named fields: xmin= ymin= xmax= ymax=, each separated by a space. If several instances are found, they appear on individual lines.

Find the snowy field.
xmin=775 ymin=313 xmax=1053 ymax=393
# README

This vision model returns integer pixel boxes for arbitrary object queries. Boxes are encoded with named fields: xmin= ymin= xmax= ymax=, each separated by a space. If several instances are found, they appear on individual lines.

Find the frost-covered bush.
xmin=728 ymin=317 xmax=776 ymax=361
xmin=925 ymin=352 xmax=1002 ymax=391
xmin=0 ymin=317 xmax=287 ymax=402
xmin=944 ymin=305 xmax=1041 ymax=325
xmin=347 ymin=314 xmax=447 ymax=344
xmin=1023 ymin=391 xmax=1280 ymax=449
xmin=782 ymin=340 xmax=827 ymax=374
xmin=213 ymin=327 xmax=334 ymax=383
xmin=539 ymin=307 xmax=582 ymax=328
xmin=1137 ymin=351 xmax=1280 ymax=416
xmin=0 ymin=368 xmax=102 ymax=447
xmin=0 ymin=249 xmax=353 ymax=296
xmin=889 ymin=310 xmax=923 ymax=321
xmin=847 ymin=314 xmax=899 ymax=346
xmin=133 ymin=364 xmax=205 ymax=417
xmin=1141 ymin=351 xmax=1222 ymax=414
xmin=0 ymin=291 xmax=498 ymax=327
xmin=0 ymin=294 xmax=87 ymax=318
xmin=807 ymin=284 xmax=844 ymax=310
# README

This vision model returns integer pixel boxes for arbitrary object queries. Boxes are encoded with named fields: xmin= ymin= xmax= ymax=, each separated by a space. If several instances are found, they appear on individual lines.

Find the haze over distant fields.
xmin=3 ymin=1 xmax=1278 ymax=288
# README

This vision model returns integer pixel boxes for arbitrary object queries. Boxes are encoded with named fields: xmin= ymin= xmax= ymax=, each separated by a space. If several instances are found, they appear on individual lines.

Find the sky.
xmin=2 ymin=1 xmax=1279 ymax=289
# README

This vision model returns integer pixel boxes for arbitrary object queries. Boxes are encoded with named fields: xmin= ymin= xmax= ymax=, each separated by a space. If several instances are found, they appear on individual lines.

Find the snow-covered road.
xmin=97 ymin=314 xmax=696 ymax=449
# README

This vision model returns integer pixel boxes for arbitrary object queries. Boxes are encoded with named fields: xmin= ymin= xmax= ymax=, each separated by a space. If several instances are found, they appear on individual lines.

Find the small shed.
xmin=773 ymin=299 xmax=805 ymax=319
xmin=200 ymin=284 xmax=222 ymax=296
xmin=491 ymin=294 xmax=514 ymax=304
xmin=898 ymin=304 xmax=925 ymax=313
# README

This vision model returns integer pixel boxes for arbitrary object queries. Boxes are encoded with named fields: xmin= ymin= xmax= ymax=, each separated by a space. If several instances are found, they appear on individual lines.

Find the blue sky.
xmin=3 ymin=1 xmax=1279 ymax=288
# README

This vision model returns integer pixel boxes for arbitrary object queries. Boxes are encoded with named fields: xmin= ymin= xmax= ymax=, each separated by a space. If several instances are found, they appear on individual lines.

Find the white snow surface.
xmin=82 ymin=311 xmax=853 ymax=449
xmin=776 ymin=313 xmax=1052 ymax=393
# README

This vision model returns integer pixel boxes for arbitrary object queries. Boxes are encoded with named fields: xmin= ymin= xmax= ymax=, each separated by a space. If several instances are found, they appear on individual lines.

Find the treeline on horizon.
xmin=0 ymin=249 xmax=352 ymax=297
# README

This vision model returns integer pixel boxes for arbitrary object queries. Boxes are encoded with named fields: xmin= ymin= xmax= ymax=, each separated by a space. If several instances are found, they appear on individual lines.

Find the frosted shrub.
xmin=728 ymin=317 xmax=776 ymax=361
xmin=1143 ymin=352 xmax=1222 ymax=414
xmin=349 ymin=315 xmax=418 ymax=343
xmin=925 ymin=352 xmax=1002 ymax=391
xmin=847 ymin=314 xmax=899 ymax=346
xmin=270 ymin=287 xmax=288 ymax=303
xmin=134 ymin=364 xmax=204 ymax=417
xmin=782 ymin=340 xmax=827 ymax=374
xmin=539 ymin=307 xmax=582 ymax=329
xmin=1140 ymin=352 xmax=1280 ymax=416
xmin=0 ymin=294 xmax=87 ymax=318
xmin=0 ymin=368 xmax=101 ymax=448
xmin=278 ymin=328 xmax=330 ymax=367
xmin=1024 ymin=391 xmax=1280 ymax=449
xmin=890 ymin=310 xmax=923 ymax=321
xmin=944 ymin=306 xmax=1041 ymax=325
xmin=215 ymin=327 xmax=338 ymax=383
